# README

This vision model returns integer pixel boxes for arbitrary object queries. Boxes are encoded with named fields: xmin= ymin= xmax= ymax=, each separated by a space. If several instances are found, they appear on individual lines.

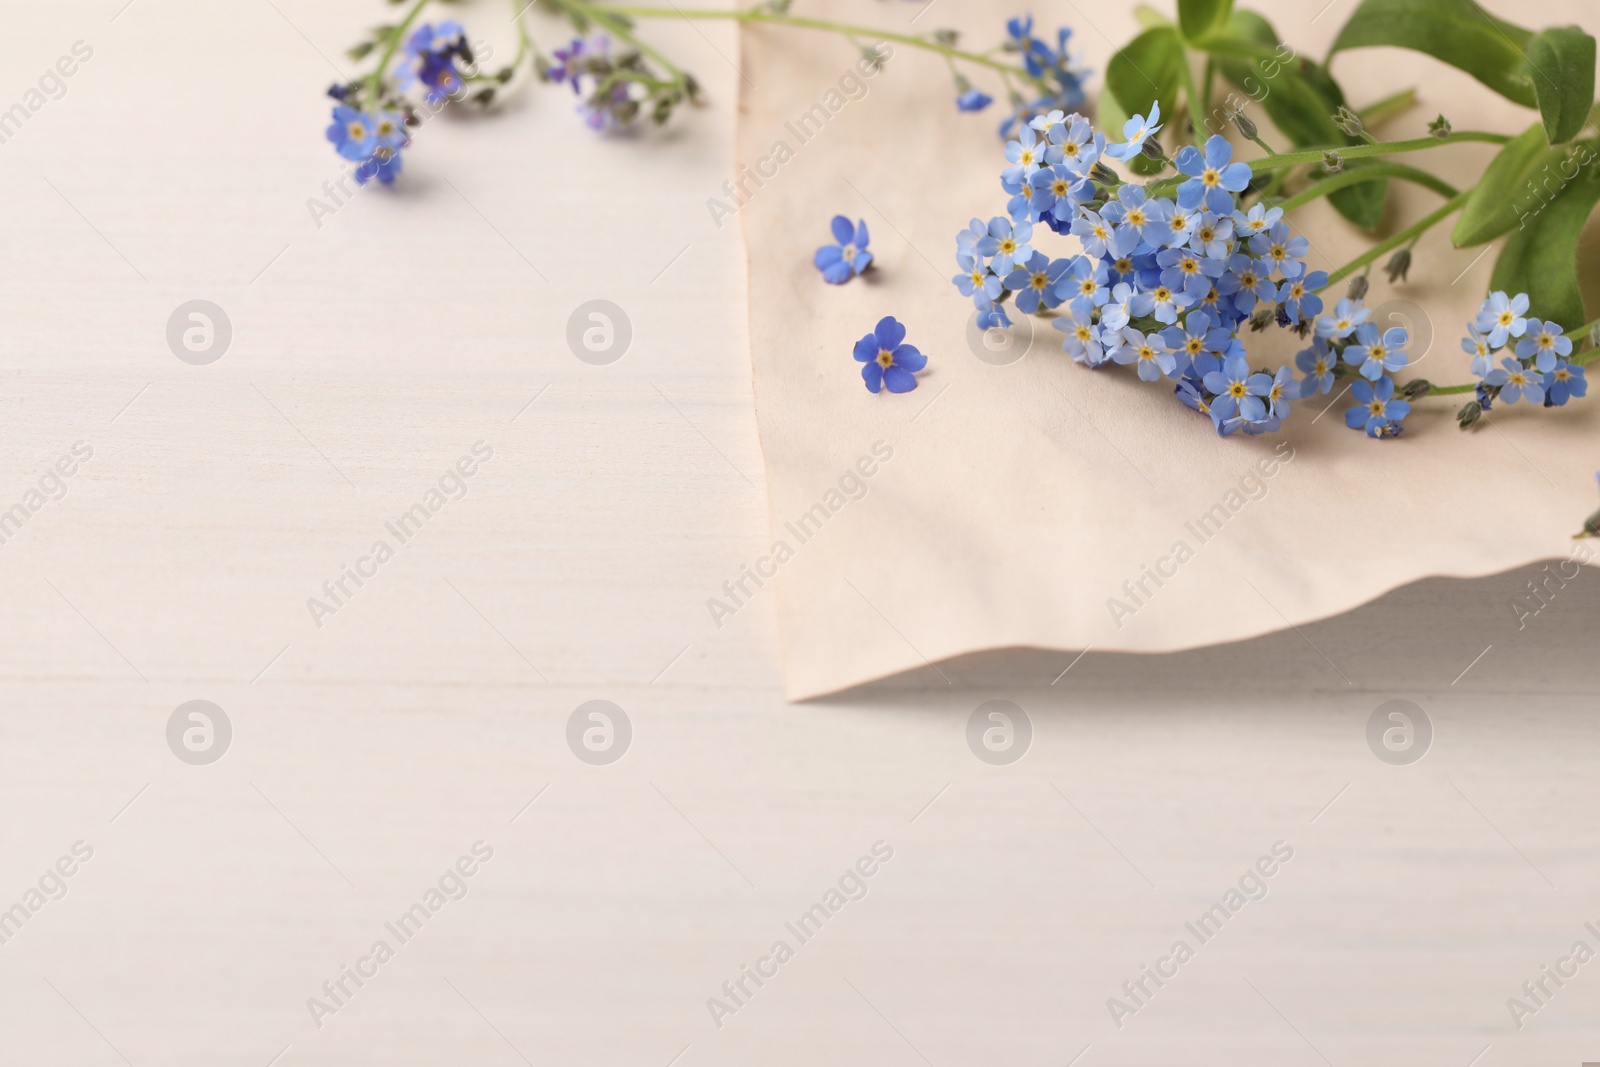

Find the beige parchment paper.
xmin=736 ymin=0 xmax=1600 ymax=700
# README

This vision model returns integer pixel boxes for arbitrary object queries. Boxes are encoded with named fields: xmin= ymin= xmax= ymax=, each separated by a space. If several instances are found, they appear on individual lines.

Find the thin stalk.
xmin=1276 ymin=162 xmax=1458 ymax=211
xmin=1320 ymin=188 xmax=1472 ymax=289
xmin=562 ymin=0 xmax=689 ymax=80
xmin=603 ymin=5 xmax=1032 ymax=78
xmin=367 ymin=0 xmax=431 ymax=102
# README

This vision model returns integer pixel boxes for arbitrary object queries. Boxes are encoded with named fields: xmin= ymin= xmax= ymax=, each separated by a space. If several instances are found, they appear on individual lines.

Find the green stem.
xmin=1276 ymin=162 xmax=1458 ymax=211
xmin=563 ymin=0 xmax=688 ymax=79
xmin=1320 ymin=188 xmax=1472 ymax=289
xmin=367 ymin=0 xmax=431 ymax=103
xmin=1146 ymin=130 xmax=1509 ymax=198
xmin=603 ymin=5 xmax=1032 ymax=78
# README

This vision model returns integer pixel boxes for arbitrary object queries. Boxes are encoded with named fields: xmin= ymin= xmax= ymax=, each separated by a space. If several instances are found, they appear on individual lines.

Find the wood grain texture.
xmin=0 ymin=2 xmax=1596 ymax=1066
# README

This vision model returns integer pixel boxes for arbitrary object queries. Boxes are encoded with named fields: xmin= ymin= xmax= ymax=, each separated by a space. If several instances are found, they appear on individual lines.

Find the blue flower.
xmin=1277 ymin=271 xmax=1328 ymax=325
xmin=1345 ymin=322 xmax=1409 ymax=380
xmin=1003 ymin=125 xmax=1055 ymax=186
xmin=816 ymin=216 xmax=872 ymax=284
xmin=1111 ymin=329 xmax=1177 ymax=381
xmin=1146 ymin=281 xmax=1196 ymax=325
xmin=1150 ymin=199 xmax=1199 ymax=248
xmin=953 ymin=251 xmax=1003 ymax=302
xmin=1061 ymin=256 xmax=1111 ymax=317
xmin=326 ymin=105 xmax=376 ymax=161
xmin=1217 ymin=254 xmax=1275 ymax=316
xmin=1102 ymin=184 xmax=1161 ymax=256
xmin=1028 ymin=164 xmax=1088 ymax=223
xmin=1249 ymin=221 xmax=1309 ymax=279
xmin=1100 ymin=280 xmax=1154 ymax=331
xmin=549 ymin=37 xmax=593 ymax=92
xmin=1047 ymin=117 xmax=1102 ymax=172
xmin=1054 ymin=312 xmax=1109 ymax=367
xmin=1514 ymin=318 xmax=1572 ymax=371
xmin=1295 ymin=339 xmax=1337 ymax=396
xmin=1204 ymin=354 xmax=1271 ymax=424
xmin=1545 ymin=361 xmax=1588 ymax=406
xmin=1316 ymin=297 xmax=1369 ymax=340
xmin=1463 ymin=326 xmax=1494 ymax=378
xmin=1345 ymin=376 xmax=1410 ymax=438
xmin=1476 ymin=291 xmax=1530 ymax=349
xmin=1070 ymin=208 xmax=1117 ymax=259
xmin=977 ymin=216 xmax=1033 ymax=275
xmin=1004 ymin=251 xmax=1072 ymax=314
xmin=1105 ymin=100 xmax=1162 ymax=161
xmin=975 ymin=298 xmax=1012 ymax=331
xmin=1174 ymin=135 xmax=1252 ymax=214
xmin=1186 ymin=212 xmax=1234 ymax=260
xmin=1485 ymin=356 xmax=1544 ymax=405
xmin=1265 ymin=366 xmax=1299 ymax=418
xmin=1232 ymin=203 xmax=1283 ymax=241
xmin=1156 ymin=246 xmax=1223 ymax=299
xmin=957 ymin=87 xmax=994 ymax=112
xmin=1162 ymin=309 xmax=1228 ymax=370
xmin=853 ymin=316 xmax=927 ymax=393
xmin=400 ymin=21 xmax=468 ymax=105
xmin=956 ymin=217 xmax=990 ymax=256
xmin=354 ymin=143 xmax=404 ymax=185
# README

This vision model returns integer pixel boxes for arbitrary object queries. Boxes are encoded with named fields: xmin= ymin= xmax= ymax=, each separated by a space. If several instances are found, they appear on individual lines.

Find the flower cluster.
xmin=324 ymin=100 xmax=410 ymax=186
xmin=1460 ymin=291 xmax=1588 ymax=423
xmin=956 ymin=16 xmax=1089 ymax=139
xmin=1291 ymin=297 xmax=1415 ymax=438
xmin=400 ymin=20 xmax=470 ymax=106
xmin=954 ymin=106 xmax=1335 ymax=437
xmin=541 ymin=33 xmax=699 ymax=130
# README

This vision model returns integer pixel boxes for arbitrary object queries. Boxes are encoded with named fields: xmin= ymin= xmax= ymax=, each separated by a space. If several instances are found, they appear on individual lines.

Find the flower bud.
xmin=1385 ymin=248 xmax=1412 ymax=283
xmin=1322 ymin=150 xmax=1344 ymax=172
xmin=1402 ymin=378 xmax=1432 ymax=400
xmin=1333 ymin=106 xmax=1364 ymax=138
xmin=1346 ymin=275 xmax=1369 ymax=302
xmin=1429 ymin=114 xmax=1452 ymax=139
xmin=1140 ymin=138 xmax=1166 ymax=162
xmin=1231 ymin=109 xmax=1259 ymax=141
xmin=1457 ymin=400 xmax=1483 ymax=429
xmin=1090 ymin=161 xmax=1121 ymax=187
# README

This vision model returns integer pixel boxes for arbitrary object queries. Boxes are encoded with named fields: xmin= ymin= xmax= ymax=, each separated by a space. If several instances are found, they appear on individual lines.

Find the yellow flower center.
xmin=1229 ymin=382 xmax=1247 ymax=398
xmin=1031 ymin=273 xmax=1049 ymax=290
xmin=1202 ymin=168 xmax=1221 ymax=186
xmin=876 ymin=350 xmax=894 ymax=368
xmin=999 ymin=239 xmax=1016 ymax=254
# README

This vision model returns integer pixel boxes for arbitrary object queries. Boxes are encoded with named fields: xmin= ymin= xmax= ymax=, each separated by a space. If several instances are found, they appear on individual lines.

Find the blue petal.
xmin=822 ymin=261 xmax=854 ymax=284
xmin=854 ymin=220 xmax=871 ymax=248
xmin=853 ymin=335 xmax=878 ymax=362
xmin=875 ymin=316 xmax=907 ymax=348
xmin=831 ymin=215 xmax=855 ymax=245
xmin=894 ymin=344 xmax=928 ymax=372
xmin=882 ymin=366 xmax=918 ymax=393
xmin=861 ymin=362 xmax=884 ymax=392
xmin=815 ymin=245 xmax=844 ymax=269
xmin=1345 ymin=406 xmax=1368 ymax=430
xmin=1204 ymin=135 xmax=1232 ymax=169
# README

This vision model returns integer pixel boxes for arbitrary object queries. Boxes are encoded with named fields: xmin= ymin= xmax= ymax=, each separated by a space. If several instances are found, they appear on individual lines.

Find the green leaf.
xmin=1177 ymin=0 xmax=1233 ymax=45
xmin=1330 ymin=0 xmax=1535 ymax=107
xmin=1104 ymin=26 xmax=1184 ymax=139
xmin=1453 ymin=124 xmax=1569 ymax=247
xmin=1525 ymin=26 xmax=1597 ymax=143
xmin=1490 ymin=152 xmax=1600 ymax=330
xmin=1329 ymin=163 xmax=1390 ymax=231
xmin=1210 ymin=23 xmax=1391 ymax=231
xmin=1106 ymin=33 xmax=1181 ymax=117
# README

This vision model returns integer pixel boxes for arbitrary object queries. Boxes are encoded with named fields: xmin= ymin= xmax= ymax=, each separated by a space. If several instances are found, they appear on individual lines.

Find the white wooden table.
xmin=0 ymin=2 xmax=1597 ymax=1065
